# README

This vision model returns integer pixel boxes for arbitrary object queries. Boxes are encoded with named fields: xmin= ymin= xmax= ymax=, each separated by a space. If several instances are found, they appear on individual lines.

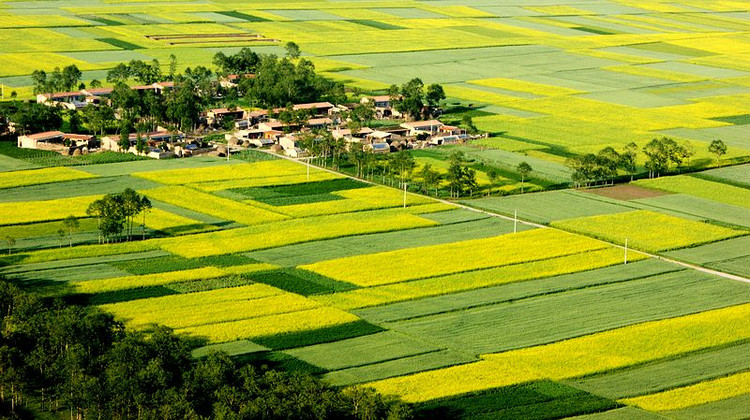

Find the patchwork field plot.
xmin=0 ymin=152 xmax=748 ymax=419
xmin=2 ymin=0 xmax=750 ymax=415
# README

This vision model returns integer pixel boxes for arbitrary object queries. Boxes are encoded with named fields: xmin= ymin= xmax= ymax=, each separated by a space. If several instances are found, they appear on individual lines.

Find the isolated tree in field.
xmin=5 ymin=236 xmax=15 ymax=255
xmin=56 ymin=228 xmax=65 ymax=248
xmin=62 ymin=215 xmax=79 ymax=248
xmin=619 ymin=142 xmax=638 ymax=181
xmin=285 ymin=41 xmax=301 ymax=59
xmin=517 ymin=162 xmax=532 ymax=193
xmin=90 ymin=79 xmax=102 ymax=88
xmin=709 ymin=139 xmax=727 ymax=167
xmin=486 ymin=169 xmax=498 ymax=196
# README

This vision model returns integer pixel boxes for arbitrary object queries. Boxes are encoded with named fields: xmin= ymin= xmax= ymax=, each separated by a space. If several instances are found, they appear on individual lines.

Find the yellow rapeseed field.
xmin=301 ymin=229 xmax=606 ymax=286
xmin=142 ymin=186 xmax=289 ymax=226
xmin=551 ymin=210 xmax=745 ymax=252
xmin=0 ymin=167 xmax=95 ymax=189
xmin=133 ymin=160 xmax=311 ymax=185
xmin=177 ymin=307 xmax=361 ymax=343
xmin=158 ymin=208 xmax=438 ymax=258
xmin=102 ymin=285 xmax=318 ymax=330
xmin=367 ymin=303 xmax=750 ymax=402
xmin=0 ymin=195 xmax=101 ymax=226
xmin=315 ymin=248 xmax=647 ymax=310
xmin=620 ymin=371 xmax=750 ymax=411
xmin=75 ymin=264 xmax=276 ymax=294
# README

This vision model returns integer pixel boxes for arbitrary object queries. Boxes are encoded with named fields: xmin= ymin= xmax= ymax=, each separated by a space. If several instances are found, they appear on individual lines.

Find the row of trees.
xmin=86 ymin=189 xmax=152 ymax=243
xmin=0 ymin=280 xmax=410 ymax=420
xmin=107 ymin=56 xmax=179 ymax=85
xmin=30 ymin=65 xmax=83 ymax=94
xmin=566 ymin=138 xmax=729 ymax=186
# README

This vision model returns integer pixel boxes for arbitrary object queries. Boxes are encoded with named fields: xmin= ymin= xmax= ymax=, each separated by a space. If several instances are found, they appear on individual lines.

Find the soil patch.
xmin=584 ymin=184 xmax=670 ymax=201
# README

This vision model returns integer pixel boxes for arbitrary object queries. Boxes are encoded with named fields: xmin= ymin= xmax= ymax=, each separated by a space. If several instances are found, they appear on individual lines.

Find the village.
xmin=17 ymin=79 xmax=478 ymax=160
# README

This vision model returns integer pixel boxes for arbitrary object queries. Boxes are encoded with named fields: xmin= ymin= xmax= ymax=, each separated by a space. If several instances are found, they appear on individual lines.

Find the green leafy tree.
xmin=486 ymin=168 xmax=498 ymax=196
xmin=619 ymin=142 xmax=638 ymax=181
xmin=5 ymin=236 xmax=15 ymax=255
xmin=517 ymin=161 xmax=533 ymax=193
xmin=709 ymin=139 xmax=727 ymax=167
xmin=285 ymin=41 xmax=301 ymax=59
xmin=62 ymin=215 xmax=79 ymax=248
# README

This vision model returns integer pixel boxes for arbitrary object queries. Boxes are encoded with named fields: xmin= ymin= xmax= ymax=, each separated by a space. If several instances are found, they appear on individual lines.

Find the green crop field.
xmin=1 ymin=0 xmax=750 ymax=417
xmin=0 ymin=152 xmax=748 ymax=419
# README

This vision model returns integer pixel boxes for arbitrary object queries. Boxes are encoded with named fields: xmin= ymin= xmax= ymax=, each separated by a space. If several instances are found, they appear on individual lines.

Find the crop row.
xmin=551 ymin=210 xmax=745 ymax=252
xmin=636 ymin=175 xmax=750 ymax=209
xmin=142 ymin=186 xmax=289 ymax=226
xmin=620 ymin=371 xmax=750 ymax=412
xmin=158 ymin=207 xmax=439 ymax=258
xmin=177 ymin=307 xmax=361 ymax=343
xmin=191 ymin=171 xmax=340 ymax=192
xmin=0 ymin=167 xmax=95 ymax=189
xmin=74 ymin=263 xmax=277 ymax=294
xmin=315 ymin=247 xmax=646 ymax=310
xmin=0 ymin=195 xmax=101 ymax=226
xmin=102 ymin=284 xmax=319 ymax=330
xmin=367 ymin=303 xmax=750 ymax=402
xmin=133 ymin=160 xmax=311 ymax=185
xmin=301 ymin=229 xmax=606 ymax=287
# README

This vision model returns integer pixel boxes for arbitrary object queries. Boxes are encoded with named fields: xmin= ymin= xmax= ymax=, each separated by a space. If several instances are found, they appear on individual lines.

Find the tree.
xmin=681 ymin=141 xmax=695 ymax=169
xmin=517 ymin=162 xmax=532 ymax=193
xmin=60 ymin=65 xmax=82 ymax=92
xmin=9 ymin=102 xmax=62 ymax=134
xmin=394 ymin=78 xmax=425 ymax=121
xmin=425 ymin=83 xmax=446 ymax=112
xmin=596 ymin=147 xmax=619 ymax=184
xmin=709 ymin=139 xmax=727 ymax=167
xmin=68 ymin=109 xmax=81 ymax=133
xmin=140 ymin=196 xmax=152 ymax=240
xmin=461 ymin=115 xmax=479 ymax=135
xmin=620 ymin=142 xmax=638 ymax=181
xmin=82 ymin=104 xmax=114 ymax=136
xmin=107 ymin=63 xmax=130 ymax=84
xmin=119 ymin=119 xmax=134 ymax=152
xmin=62 ymin=215 xmax=79 ymax=248
xmin=420 ymin=163 xmax=441 ymax=196
xmin=56 ymin=228 xmax=65 ymax=248
xmin=5 ymin=236 xmax=15 ymax=255
xmin=486 ymin=169 xmax=498 ymax=196
xmin=168 ymin=54 xmax=178 ymax=81
xmin=90 ymin=79 xmax=102 ymax=88
xmin=285 ymin=41 xmax=301 ymax=59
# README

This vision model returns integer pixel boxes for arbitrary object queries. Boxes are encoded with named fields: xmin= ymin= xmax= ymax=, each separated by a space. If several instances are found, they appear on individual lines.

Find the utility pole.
xmin=624 ymin=238 xmax=628 ymax=264
xmin=514 ymin=209 xmax=518 ymax=234
xmin=307 ymin=157 xmax=310 ymax=181
xmin=403 ymin=183 xmax=407 ymax=208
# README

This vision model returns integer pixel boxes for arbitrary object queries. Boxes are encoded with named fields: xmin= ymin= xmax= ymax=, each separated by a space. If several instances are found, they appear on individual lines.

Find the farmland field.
xmin=2 ymin=0 xmax=750 ymax=417
xmin=0 ymin=152 xmax=747 ymax=419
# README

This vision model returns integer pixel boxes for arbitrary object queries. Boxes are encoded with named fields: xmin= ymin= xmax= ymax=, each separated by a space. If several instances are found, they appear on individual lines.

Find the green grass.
xmin=112 ymin=254 xmax=257 ymax=275
xmin=462 ymin=190 xmax=634 ymax=224
xmin=384 ymin=271 xmax=750 ymax=354
xmin=570 ymin=341 xmax=750 ymax=399
xmin=242 ymin=268 xmax=355 ymax=296
xmin=322 ymin=349 xmax=476 ymax=386
xmin=0 ymin=218 xmax=98 ymax=239
xmin=191 ymin=340 xmax=268 ymax=358
xmin=664 ymin=236 xmax=750 ymax=268
xmin=0 ymin=153 xmax=38 ymax=172
xmin=636 ymin=175 xmax=750 ymax=209
xmin=354 ymin=259 xmax=679 ymax=324
xmin=632 ymin=194 xmax=750 ymax=228
xmin=214 ymin=11 xmax=269 ymax=22
xmin=693 ymin=164 xmax=750 ymax=189
xmin=660 ymin=393 xmax=750 ymax=420
xmin=705 ymin=255 xmax=750 ymax=278
xmin=350 ymin=20 xmax=404 ymax=30
xmin=414 ymin=380 xmax=620 ymax=420
xmin=231 ymin=178 xmax=368 ymax=206
xmin=0 ymin=175 xmax=161 ymax=203
xmin=96 ymin=37 xmax=143 ymax=50
xmin=284 ymin=331 xmax=440 ymax=371
xmin=253 ymin=320 xmax=384 ymax=350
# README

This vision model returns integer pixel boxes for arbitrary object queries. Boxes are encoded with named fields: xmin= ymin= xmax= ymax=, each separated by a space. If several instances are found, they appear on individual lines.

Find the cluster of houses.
xmin=25 ymin=80 xmax=476 ymax=159
xmin=224 ymin=97 xmax=470 ymax=158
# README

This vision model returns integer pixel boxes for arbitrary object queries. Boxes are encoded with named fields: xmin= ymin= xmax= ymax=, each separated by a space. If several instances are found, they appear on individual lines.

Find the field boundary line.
xmin=266 ymin=151 xmax=750 ymax=285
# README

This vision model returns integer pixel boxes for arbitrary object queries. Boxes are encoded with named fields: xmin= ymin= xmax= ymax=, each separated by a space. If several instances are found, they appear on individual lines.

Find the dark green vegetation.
xmin=414 ymin=381 xmax=620 ymax=420
xmin=231 ymin=178 xmax=368 ymax=206
xmin=0 ymin=279 xmax=409 ymax=420
xmin=113 ymin=254 xmax=257 ymax=275
xmin=0 ymin=142 xmax=147 ymax=168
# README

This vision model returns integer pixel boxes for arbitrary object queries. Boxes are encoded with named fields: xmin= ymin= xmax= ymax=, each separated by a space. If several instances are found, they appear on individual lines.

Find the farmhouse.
xmin=219 ymin=73 xmax=255 ymax=88
xmin=36 ymin=91 xmax=87 ymax=110
xmin=361 ymin=95 xmax=402 ymax=119
xmin=279 ymin=134 xmax=308 ymax=158
xmin=17 ymin=131 xmax=95 ymax=152
xmin=291 ymin=102 xmax=335 ymax=116
xmin=332 ymin=127 xmax=375 ymax=143
xmin=206 ymin=107 xmax=246 ymax=126
xmin=101 ymin=131 xmax=183 ymax=156
xmin=401 ymin=120 xmax=445 ymax=136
